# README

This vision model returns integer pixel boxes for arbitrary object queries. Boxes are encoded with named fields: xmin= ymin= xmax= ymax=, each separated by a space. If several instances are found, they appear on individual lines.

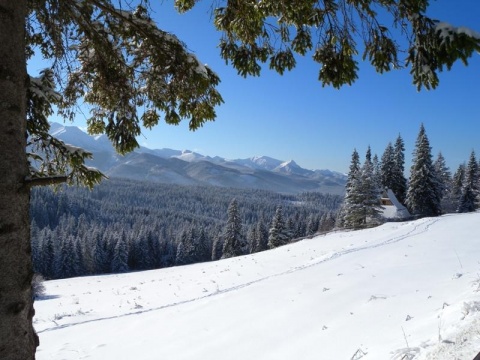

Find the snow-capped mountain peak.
xmin=46 ymin=122 xmax=346 ymax=194
xmin=274 ymin=159 xmax=313 ymax=176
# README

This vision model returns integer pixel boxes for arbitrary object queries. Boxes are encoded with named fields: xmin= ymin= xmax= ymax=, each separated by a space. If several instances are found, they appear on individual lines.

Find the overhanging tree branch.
xmin=24 ymin=175 xmax=68 ymax=188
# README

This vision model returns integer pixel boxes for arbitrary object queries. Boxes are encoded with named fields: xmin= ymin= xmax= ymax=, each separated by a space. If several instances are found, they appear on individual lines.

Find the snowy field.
xmin=34 ymin=213 xmax=480 ymax=360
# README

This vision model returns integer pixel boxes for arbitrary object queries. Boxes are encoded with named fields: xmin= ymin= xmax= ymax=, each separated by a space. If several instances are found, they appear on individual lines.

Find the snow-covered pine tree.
xmin=433 ymin=152 xmax=452 ymax=210
xmin=359 ymin=147 xmax=382 ymax=226
xmin=41 ymin=231 xmax=56 ymax=279
xmin=372 ymin=154 xmax=382 ymax=191
xmin=343 ymin=147 xmax=381 ymax=228
xmin=80 ymin=231 xmax=96 ymax=275
xmin=392 ymin=135 xmax=407 ymax=204
xmin=458 ymin=151 xmax=479 ymax=213
xmin=340 ymin=149 xmax=361 ymax=228
xmin=55 ymin=235 xmax=77 ymax=279
xmin=406 ymin=124 xmax=442 ymax=217
xmin=445 ymin=163 xmax=465 ymax=213
xmin=222 ymin=199 xmax=243 ymax=258
xmin=306 ymin=214 xmax=319 ymax=235
xmin=111 ymin=231 xmax=130 ymax=273
xmin=380 ymin=142 xmax=395 ymax=190
xmin=92 ymin=228 xmax=109 ymax=274
xmin=247 ymin=226 xmax=258 ymax=254
xmin=254 ymin=221 xmax=269 ymax=253
xmin=194 ymin=227 xmax=211 ymax=263
xmin=175 ymin=227 xmax=205 ymax=265
xmin=72 ymin=236 xmax=86 ymax=276
xmin=268 ymin=205 xmax=290 ymax=248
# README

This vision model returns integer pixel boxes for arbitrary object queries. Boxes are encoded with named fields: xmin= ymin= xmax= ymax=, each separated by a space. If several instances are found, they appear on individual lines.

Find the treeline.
xmin=30 ymin=178 xmax=342 ymax=279
xmin=339 ymin=124 xmax=480 ymax=229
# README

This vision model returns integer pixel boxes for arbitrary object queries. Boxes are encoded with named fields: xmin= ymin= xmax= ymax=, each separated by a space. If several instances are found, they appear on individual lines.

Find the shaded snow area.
xmin=35 ymin=213 xmax=480 ymax=360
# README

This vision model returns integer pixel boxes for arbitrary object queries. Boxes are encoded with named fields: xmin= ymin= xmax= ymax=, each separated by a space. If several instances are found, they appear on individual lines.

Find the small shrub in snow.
xmin=32 ymin=273 xmax=46 ymax=299
xmin=461 ymin=301 xmax=480 ymax=319
xmin=472 ymin=275 xmax=480 ymax=292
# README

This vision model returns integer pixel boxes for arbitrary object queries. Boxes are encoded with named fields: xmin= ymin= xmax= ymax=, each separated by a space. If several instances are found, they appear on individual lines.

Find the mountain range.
xmin=49 ymin=122 xmax=346 ymax=194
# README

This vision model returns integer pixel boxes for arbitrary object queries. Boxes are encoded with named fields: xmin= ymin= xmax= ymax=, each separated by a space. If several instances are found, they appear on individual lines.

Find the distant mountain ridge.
xmin=49 ymin=122 xmax=346 ymax=194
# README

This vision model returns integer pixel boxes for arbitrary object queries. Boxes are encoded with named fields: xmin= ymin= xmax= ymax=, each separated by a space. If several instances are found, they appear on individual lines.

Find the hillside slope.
xmin=34 ymin=213 xmax=480 ymax=360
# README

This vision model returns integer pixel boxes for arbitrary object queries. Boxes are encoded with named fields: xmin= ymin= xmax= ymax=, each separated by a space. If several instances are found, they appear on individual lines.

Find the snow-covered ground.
xmin=34 ymin=213 xmax=480 ymax=360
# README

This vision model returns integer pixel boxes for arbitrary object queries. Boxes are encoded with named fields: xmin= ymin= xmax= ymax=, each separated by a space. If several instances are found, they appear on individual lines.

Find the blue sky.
xmin=30 ymin=1 xmax=480 ymax=173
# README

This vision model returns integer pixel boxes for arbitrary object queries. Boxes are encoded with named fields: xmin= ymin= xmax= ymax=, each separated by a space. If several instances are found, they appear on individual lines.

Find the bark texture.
xmin=0 ymin=1 xmax=38 ymax=359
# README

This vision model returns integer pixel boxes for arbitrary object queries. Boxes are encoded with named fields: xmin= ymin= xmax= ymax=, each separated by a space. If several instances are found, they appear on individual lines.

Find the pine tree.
xmin=111 ymin=231 xmax=130 ymax=273
xmin=359 ymin=147 xmax=382 ymax=225
xmin=446 ymin=164 xmax=466 ymax=213
xmin=175 ymin=229 xmax=194 ymax=265
xmin=458 ymin=151 xmax=479 ymax=213
xmin=380 ymin=142 xmax=395 ymax=190
xmin=268 ymin=206 xmax=290 ymax=248
xmin=253 ymin=221 xmax=269 ymax=253
xmin=80 ymin=231 xmax=96 ymax=275
xmin=372 ymin=154 xmax=382 ymax=191
xmin=340 ymin=149 xmax=361 ymax=228
xmin=92 ymin=228 xmax=109 ymax=274
xmin=56 ymin=235 xmax=77 ymax=279
xmin=433 ymin=152 xmax=452 ymax=210
xmin=247 ymin=226 xmax=258 ymax=254
xmin=392 ymin=135 xmax=407 ymax=204
xmin=344 ymin=147 xmax=381 ymax=228
xmin=41 ymin=231 xmax=56 ymax=279
xmin=406 ymin=124 xmax=441 ymax=217
xmin=306 ymin=214 xmax=319 ymax=235
xmin=222 ymin=199 xmax=243 ymax=258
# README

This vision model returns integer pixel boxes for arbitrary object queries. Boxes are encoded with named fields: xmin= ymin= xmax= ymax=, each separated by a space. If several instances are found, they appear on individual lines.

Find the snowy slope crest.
xmin=34 ymin=213 xmax=480 ymax=360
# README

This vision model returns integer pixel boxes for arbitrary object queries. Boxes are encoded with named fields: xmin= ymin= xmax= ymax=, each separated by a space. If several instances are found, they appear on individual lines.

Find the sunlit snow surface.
xmin=35 ymin=213 xmax=480 ymax=360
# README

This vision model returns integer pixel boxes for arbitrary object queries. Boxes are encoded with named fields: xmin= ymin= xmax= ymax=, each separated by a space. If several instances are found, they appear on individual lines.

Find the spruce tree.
xmin=253 ymin=221 xmax=269 ymax=253
xmin=444 ymin=164 xmax=465 ymax=213
xmin=344 ymin=147 xmax=381 ymax=228
xmin=392 ymin=135 xmax=407 ymax=204
xmin=359 ymin=147 xmax=382 ymax=225
xmin=458 ymin=151 xmax=479 ymax=213
xmin=406 ymin=124 xmax=442 ymax=217
xmin=175 ymin=230 xmax=189 ymax=265
xmin=372 ymin=154 xmax=382 ymax=191
xmin=433 ymin=152 xmax=452 ymax=209
xmin=222 ymin=199 xmax=243 ymax=258
xmin=268 ymin=205 xmax=290 ymax=248
xmin=380 ymin=142 xmax=395 ymax=190
xmin=341 ymin=149 xmax=361 ymax=228
xmin=56 ymin=235 xmax=77 ymax=279
xmin=177 ymin=226 xmax=211 ymax=264
xmin=306 ymin=214 xmax=319 ymax=235
xmin=111 ymin=232 xmax=130 ymax=273
xmin=247 ymin=226 xmax=258 ymax=254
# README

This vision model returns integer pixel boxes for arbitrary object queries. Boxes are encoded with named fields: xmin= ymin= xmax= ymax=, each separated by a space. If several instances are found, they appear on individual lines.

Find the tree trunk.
xmin=0 ymin=1 xmax=38 ymax=359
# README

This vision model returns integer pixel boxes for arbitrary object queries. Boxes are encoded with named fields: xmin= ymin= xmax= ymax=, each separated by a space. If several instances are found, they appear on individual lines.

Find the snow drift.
xmin=34 ymin=213 xmax=480 ymax=360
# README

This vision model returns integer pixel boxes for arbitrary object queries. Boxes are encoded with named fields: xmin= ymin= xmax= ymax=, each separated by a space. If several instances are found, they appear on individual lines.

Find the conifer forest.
xmin=30 ymin=179 xmax=341 ymax=280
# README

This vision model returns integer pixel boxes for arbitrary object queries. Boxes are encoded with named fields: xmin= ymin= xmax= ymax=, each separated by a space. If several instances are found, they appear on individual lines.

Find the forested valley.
xmin=30 ymin=178 xmax=341 ymax=280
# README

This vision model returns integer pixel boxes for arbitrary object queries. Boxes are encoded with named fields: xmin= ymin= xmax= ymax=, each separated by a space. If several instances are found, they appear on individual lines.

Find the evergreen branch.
xmin=25 ymin=175 xmax=68 ymax=188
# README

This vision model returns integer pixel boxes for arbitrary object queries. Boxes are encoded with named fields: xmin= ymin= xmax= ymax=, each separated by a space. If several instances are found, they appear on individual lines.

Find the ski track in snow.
xmin=37 ymin=217 xmax=439 ymax=335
